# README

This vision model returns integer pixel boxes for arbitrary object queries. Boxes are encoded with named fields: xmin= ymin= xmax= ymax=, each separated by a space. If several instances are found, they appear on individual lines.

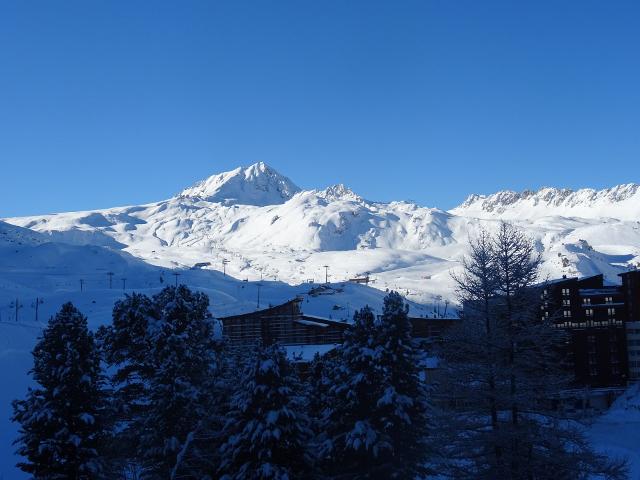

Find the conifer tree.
xmin=218 ymin=344 xmax=313 ymax=480
xmin=374 ymin=292 xmax=431 ymax=476
xmin=138 ymin=285 xmax=222 ymax=479
xmin=96 ymin=292 xmax=158 ymax=477
xmin=12 ymin=302 xmax=105 ymax=479
xmin=435 ymin=223 xmax=628 ymax=479
xmin=307 ymin=352 xmax=331 ymax=429
xmin=320 ymin=295 xmax=430 ymax=479
xmin=99 ymin=286 xmax=224 ymax=478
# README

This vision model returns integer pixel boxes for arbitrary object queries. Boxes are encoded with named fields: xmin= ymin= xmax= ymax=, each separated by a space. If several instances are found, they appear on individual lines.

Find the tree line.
xmin=12 ymin=224 xmax=628 ymax=479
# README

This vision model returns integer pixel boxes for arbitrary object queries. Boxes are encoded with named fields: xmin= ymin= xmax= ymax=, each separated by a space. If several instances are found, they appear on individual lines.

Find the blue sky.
xmin=1 ymin=1 xmax=639 ymax=216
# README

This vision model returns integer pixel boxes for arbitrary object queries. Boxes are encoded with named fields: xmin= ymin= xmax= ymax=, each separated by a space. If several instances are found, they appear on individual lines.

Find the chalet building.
xmin=219 ymin=298 xmax=349 ymax=347
xmin=540 ymin=272 xmax=640 ymax=388
xmin=219 ymin=297 xmax=458 ymax=353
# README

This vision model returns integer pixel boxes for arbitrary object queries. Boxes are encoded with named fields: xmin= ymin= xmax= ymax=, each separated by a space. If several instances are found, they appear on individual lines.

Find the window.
xmin=563 ymin=310 xmax=572 ymax=318
xmin=605 ymin=296 xmax=613 ymax=304
xmin=589 ymin=367 xmax=598 ymax=376
xmin=588 ymin=335 xmax=596 ymax=343
xmin=562 ymin=288 xmax=570 ymax=296
xmin=585 ymin=308 xmax=594 ymax=317
xmin=612 ymin=366 xmax=620 ymax=375
xmin=608 ymin=308 xmax=616 ymax=317
xmin=563 ymin=299 xmax=571 ymax=306
xmin=588 ymin=353 xmax=597 ymax=365
xmin=583 ymin=297 xmax=591 ymax=305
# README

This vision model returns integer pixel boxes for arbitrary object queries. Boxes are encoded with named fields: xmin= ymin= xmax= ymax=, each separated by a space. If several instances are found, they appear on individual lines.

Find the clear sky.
xmin=1 ymin=1 xmax=639 ymax=217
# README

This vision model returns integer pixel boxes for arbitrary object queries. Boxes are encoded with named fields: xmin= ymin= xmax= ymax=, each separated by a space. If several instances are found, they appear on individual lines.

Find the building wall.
xmin=220 ymin=299 xmax=348 ymax=346
xmin=409 ymin=318 xmax=458 ymax=340
xmin=569 ymin=327 xmax=628 ymax=386
xmin=621 ymin=271 xmax=640 ymax=381
xmin=541 ymin=274 xmax=630 ymax=387
xmin=626 ymin=321 xmax=640 ymax=380
xmin=621 ymin=271 xmax=640 ymax=322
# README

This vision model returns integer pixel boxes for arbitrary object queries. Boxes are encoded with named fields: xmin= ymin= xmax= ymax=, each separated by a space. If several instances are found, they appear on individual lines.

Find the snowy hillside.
xmin=0 ymin=219 xmax=47 ymax=247
xmin=1 ymin=217 xmax=430 ymax=479
xmin=5 ymin=163 xmax=640 ymax=307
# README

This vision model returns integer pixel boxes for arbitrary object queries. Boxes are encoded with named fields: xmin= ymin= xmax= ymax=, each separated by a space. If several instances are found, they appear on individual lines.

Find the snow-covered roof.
xmin=294 ymin=319 xmax=329 ymax=328
xmin=541 ymin=276 xmax=578 ymax=286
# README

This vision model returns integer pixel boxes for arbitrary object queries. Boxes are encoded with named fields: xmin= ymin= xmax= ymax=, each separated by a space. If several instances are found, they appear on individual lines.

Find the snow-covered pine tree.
xmin=12 ymin=302 xmax=105 ymax=479
xmin=138 ymin=285 xmax=223 ymax=479
xmin=218 ymin=343 xmax=313 ymax=480
xmin=434 ymin=223 xmax=628 ymax=479
xmin=307 ymin=352 xmax=331 ymax=430
xmin=318 ymin=306 xmax=379 ymax=478
xmin=320 ymin=295 xmax=430 ymax=479
xmin=96 ymin=292 xmax=159 ymax=477
xmin=373 ymin=292 xmax=431 ymax=476
xmin=98 ymin=286 xmax=226 ymax=477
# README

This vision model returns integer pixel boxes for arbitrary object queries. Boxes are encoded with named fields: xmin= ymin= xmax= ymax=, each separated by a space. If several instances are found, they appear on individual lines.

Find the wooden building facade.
xmin=220 ymin=298 xmax=459 ymax=350
xmin=219 ymin=298 xmax=349 ymax=347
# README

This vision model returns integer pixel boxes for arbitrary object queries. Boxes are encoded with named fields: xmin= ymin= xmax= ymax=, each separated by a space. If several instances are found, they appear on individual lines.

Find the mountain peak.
xmin=178 ymin=162 xmax=301 ymax=206
xmin=451 ymin=183 xmax=640 ymax=220
xmin=316 ymin=184 xmax=363 ymax=202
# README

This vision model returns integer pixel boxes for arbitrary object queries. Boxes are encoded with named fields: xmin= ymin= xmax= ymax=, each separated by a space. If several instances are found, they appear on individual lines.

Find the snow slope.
xmin=589 ymin=384 xmax=640 ymax=479
xmin=0 ymin=219 xmax=433 ymax=478
xmin=5 ymin=163 xmax=640 ymax=308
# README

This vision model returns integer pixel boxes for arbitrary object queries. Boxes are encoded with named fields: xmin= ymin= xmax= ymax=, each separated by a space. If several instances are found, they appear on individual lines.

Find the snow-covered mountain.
xmin=178 ymin=161 xmax=300 ymax=205
xmin=4 ymin=163 xmax=640 ymax=305
xmin=451 ymin=183 xmax=640 ymax=220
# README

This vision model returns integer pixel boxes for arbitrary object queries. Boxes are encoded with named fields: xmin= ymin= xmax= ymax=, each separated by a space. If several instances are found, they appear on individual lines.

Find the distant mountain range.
xmin=4 ymin=162 xmax=640 ymax=303
xmin=452 ymin=183 xmax=640 ymax=220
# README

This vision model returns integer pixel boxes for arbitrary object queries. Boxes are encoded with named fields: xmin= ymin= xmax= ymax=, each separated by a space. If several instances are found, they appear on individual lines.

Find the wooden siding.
xmin=220 ymin=299 xmax=348 ymax=346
